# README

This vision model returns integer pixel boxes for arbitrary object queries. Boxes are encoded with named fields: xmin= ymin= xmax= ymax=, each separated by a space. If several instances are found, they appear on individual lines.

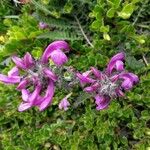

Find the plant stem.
xmin=142 ymin=54 xmax=149 ymax=66
xmin=132 ymin=0 xmax=148 ymax=26
xmin=74 ymin=16 xmax=94 ymax=48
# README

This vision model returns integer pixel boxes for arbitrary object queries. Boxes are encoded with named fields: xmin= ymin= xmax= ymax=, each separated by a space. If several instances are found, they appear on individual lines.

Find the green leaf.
xmin=31 ymin=0 xmax=53 ymax=16
xmin=31 ymin=47 xmax=42 ymax=59
xmin=120 ymin=24 xmax=135 ymax=35
xmin=103 ymin=33 xmax=111 ymax=41
xmin=64 ymin=2 xmax=73 ymax=13
xmin=36 ymin=31 xmax=82 ymax=41
xmin=100 ymin=25 xmax=110 ymax=33
xmin=113 ymin=0 xmax=121 ymax=8
xmin=91 ymin=4 xmax=103 ymax=19
xmin=70 ymin=132 xmax=80 ymax=150
xmin=132 ymin=35 xmax=146 ymax=44
xmin=141 ymin=110 xmax=150 ymax=120
xmin=118 ymin=3 xmax=135 ymax=19
xmin=131 ymin=0 xmax=140 ymax=4
xmin=91 ymin=20 xmax=102 ymax=30
xmin=126 ymin=56 xmax=145 ymax=71
xmin=107 ymin=8 xmax=116 ymax=18
xmin=107 ymin=0 xmax=121 ymax=8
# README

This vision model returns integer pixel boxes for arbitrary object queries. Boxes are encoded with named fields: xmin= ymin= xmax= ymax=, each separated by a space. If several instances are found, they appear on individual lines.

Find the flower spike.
xmin=0 ymin=40 xmax=70 ymax=112
xmin=77 ymin=52 xmax=139 ymax=110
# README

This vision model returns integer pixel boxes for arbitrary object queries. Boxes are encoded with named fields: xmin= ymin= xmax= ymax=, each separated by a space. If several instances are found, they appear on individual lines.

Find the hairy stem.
xmin=74 ymin=16 xmax=94 ymax=48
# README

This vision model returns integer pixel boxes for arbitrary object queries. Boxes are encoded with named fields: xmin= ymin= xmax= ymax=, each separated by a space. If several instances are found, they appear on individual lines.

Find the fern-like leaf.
xmin=36 ymin=31 xmax=82 ymax=41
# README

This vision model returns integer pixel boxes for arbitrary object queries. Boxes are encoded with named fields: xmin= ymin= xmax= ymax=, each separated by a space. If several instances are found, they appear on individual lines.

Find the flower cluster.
xmin=0 ymin=42 xmax=139 ymax=112
xmin=0 ymin=41 xmax=70 ymax=111
xmin=76 ymin=52 xmax=139 ymax=110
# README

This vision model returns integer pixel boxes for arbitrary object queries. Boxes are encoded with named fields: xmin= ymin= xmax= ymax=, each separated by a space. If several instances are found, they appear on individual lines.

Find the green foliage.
xmin=0 ymin=1 xmax=20 ymax=33
xmin=90 ymin=0 xmax=149 ymax=46
xmin=33 ymin=13 xmax=83 ymax=41
xmin=0 ymin=0 xmax=150 ymax=150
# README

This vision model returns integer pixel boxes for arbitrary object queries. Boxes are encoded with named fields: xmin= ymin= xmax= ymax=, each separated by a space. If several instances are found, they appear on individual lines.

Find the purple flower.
xmin=0 ymin=41 xmax=70 ymax=111
xmin=41 ymin=40 xmax=70 ymax=64
xmin=0 ymin=67 xmax=20 ymax=84
xmin=106 ymin=52 xmax=125 ymax=75
xmin=119 ymin=73 xmax=139 ymax=90
xmin=95 ymin=95 xmax=110 ymax=110
xmin=58 ymin=93 xmax=71 ymax=111
xmin=77 ymin=52 xmax=139 ymax=110
xmin=76 ymin=70 xmax=95 ymax=86
xmin=12 ymin=52 xmax=34 ymax=69
xmin=39 ymin=22 xmax=49 ymax=29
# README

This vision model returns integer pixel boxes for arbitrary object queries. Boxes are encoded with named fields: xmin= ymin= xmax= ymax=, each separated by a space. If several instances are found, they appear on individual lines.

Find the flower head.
xmin=0 ymin=41 xmax=70 ymax=111
xmin=77 ymin=52 xmax=139 ymax=110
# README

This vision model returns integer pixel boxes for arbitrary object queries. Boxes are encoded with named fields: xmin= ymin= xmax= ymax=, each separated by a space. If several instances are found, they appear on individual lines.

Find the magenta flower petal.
xmin=110 ymin=52 xmax=125 ymax=62
xmin=23 ymin=52 xmax=34 ymax=68
xmin=38 ymin=97 xmax=51 ymax=111
xmin=29 ymin=84 xmax=42 ymax=103
xmin=116 ymin=88 xmax=124 ymax=97
xmin=49 ymin=49 xmax=68 ymax=66
xmin=92 ymin=82 xmax=100 ymax=89
xmin=91 ymin=67 xmax=102 ymax=79
xmin=121 ymin=78 xmax=133 ymax=90
xmin=128 ymin=73 xmax=139 ymax=83
xmin=96 ymin=103 xmax=109 ymax=110
xmin=120 ymin=73 xmax=139 ymax=84
xmin=115 ymin=60 xmax=124 ymax=71
xmin=110 ymin=74 xmax=119 ymax=82
xmin=8 ymin=67 xmax=19 ymax=77
xmin=41 ymin=40 xmax=70 ymax=63
xmin=95 ymin=94 xmax=104 ymax=105
xmin=76 ymin=73 xmax=95 ymax=84
xmin=12 ymin=56 xmax=26 ymax=69
xmin=59 ymin=98 xmax=70 ymax=111
xmin=21 ymin=89 xmax=29 ymax=102
xmin=18 ymin=102 xmax=32 ymax=112
xmin=17 ymin=79 xmax=29 ymax=90
xmin=43 ymin=68 xmax=58 ymax=81
xmin=119 ymin=72 xmax=139 ymax=90
xmin=82 ymin=70 xmax=92 ymax=76
xmin=33 ymin=96 xmax=43 ymax=106
xmin=107 ymin=60 xmax=124 ymax=75
xmin=84 ymin=86 xmax=95 ymax=92
xmin=39 ymin=81 xmax=55 ymax=111
xmin=107 ymin=52 xmax=125 ymax=74
xmin=96 ymin=96 xmax=110 ymax=110
xmin=84 ymin=83 xmax=99 ymax=92
xmin=31 ymin=77 xmax=39 ymax=85
xmin=0 ymin=74 xmax=20 ymax=84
